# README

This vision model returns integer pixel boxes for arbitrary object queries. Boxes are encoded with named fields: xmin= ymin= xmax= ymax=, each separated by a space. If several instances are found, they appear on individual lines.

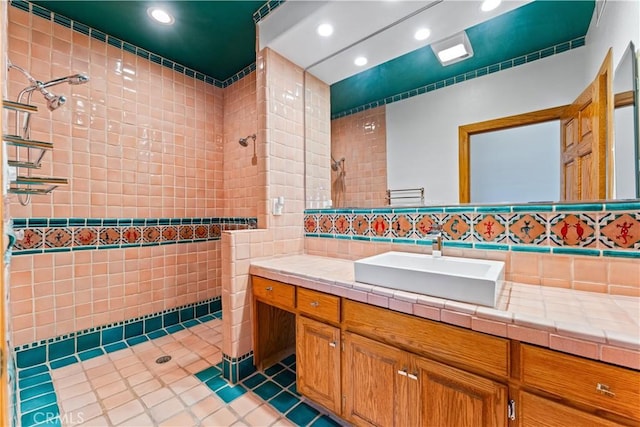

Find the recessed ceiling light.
xmin=147 ymin=7 xmax=174 ymax=25
xmin=354 ymin=56 xmax=368 ymax=67
xmin=481 ymin=0 xmax=501 ymax=12
xmin=317 ymin=23 xmax=334 ymax=37
xmin=414 ymin=28 xmax=431 ymax=41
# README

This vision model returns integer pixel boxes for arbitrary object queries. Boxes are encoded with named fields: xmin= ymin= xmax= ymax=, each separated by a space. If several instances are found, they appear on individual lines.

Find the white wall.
xmin=584 ymin=0 xmax=639 ymax=81
xmin=386 ymin=47 xmax=587 ymax=204
xmin=470 ymin=121 xmax=560 ymax=204
xmin=614 ymin=106 xmax=636 ymax=198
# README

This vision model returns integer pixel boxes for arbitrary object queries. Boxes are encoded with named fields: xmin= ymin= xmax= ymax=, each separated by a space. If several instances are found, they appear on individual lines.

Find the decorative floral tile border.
xmin=12 ymin=217 xmax=258 ymax=255
xmin=304 ymin=202 xmax=640 ymax=259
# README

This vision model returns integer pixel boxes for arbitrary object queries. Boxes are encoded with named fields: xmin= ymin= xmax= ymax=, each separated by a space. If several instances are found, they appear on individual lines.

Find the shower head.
xmin=239 ymin=134 xmax=256 ymax=147
xmin=41 ymin=74 xmax=90 ymax=88
xmin=41 ymin=88 xmax=66 ymax=111
xmin=331 ymin=156 xmax=345 ymax=171
xmin=8 ymin=60 xmax=88 ymax=111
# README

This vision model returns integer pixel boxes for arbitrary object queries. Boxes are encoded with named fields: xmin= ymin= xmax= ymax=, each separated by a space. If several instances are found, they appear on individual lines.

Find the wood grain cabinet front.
xmin=343 ymin=332 xmax=413 ymax=427
xmin=252 ymin=276 xmax=295 ymax=311
xmin=296 ymin=316 xmax=341 ymax=414
xmin=415 ymin=357 xmax=507 ymax=427
xmin=518 ymin=390 xmax=626 ymax=427
xmin=297 ymin=288 xmax=340 ymax=324
xmin=520 ymin=344 xmax=640 ymax=422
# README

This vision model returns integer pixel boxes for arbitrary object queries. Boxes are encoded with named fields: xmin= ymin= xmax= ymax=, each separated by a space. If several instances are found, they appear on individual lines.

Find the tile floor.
xmin=16 ymin=318 xmax=344 ymax=427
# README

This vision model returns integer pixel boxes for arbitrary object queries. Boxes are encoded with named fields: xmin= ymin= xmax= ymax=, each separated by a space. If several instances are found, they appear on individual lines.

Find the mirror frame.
xmin=458 ymin=105 xmax=567 ymax=203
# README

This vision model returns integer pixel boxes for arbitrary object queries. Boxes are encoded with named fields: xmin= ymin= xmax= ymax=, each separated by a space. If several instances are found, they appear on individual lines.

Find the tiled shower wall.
xmin=222 ymin=49 xmax=326 ymax=363
xmin=223 ymin=72 xmax=259 ymax=218
xmin=5 ymin=5 xmax=237 ymax=346
xmin=330 ymin=105 xmax=387 ymax=208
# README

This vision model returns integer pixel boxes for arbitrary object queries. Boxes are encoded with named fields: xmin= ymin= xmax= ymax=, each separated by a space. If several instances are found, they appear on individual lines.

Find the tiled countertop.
xmin=249 ymin=254 xmax=640 ymax=370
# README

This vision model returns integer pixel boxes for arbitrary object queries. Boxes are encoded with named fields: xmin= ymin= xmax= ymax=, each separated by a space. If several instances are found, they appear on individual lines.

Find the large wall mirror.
xmin=260 ymin=0 xmax=639 ymax=207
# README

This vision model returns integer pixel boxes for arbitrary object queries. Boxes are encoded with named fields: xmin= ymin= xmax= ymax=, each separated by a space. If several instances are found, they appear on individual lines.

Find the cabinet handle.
xmin=408 ymin=372 xmax=418 ymax=380
xmin=397 ymin=369 xmax=407 ymax=376
xmin=596 ymin=383 xmax=616 ymax=397
xmin=310 ymin=301 xmax=319 ymax=308
xmin=329 ymin=341 xmax=337 ymax=348
xmin=265 ymin=286 xmax=273 ymax=291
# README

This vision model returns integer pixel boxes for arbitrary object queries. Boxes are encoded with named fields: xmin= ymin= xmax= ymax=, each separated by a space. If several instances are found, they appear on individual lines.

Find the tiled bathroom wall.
xmin=5 ymin=4 xmax=258 ymax=348
xmin=223 ymin=72 xmax=259 ymax=219
xmin=330 ymin=106 xmax=387 ymax=207
xmin=304 ymin=71 xmax=331 ymax=209
xmin=221 ymin=49 xmax=330 ymax=377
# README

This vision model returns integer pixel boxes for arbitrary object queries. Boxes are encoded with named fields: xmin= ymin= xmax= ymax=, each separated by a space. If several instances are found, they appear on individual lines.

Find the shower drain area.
xmin=155 ymin=355 xmax=172 ymax=364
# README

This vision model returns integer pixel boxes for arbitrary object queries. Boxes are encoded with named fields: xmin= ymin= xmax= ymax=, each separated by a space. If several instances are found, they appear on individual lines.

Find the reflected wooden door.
xmin=560 ymin=50 xmax=612 ymax=200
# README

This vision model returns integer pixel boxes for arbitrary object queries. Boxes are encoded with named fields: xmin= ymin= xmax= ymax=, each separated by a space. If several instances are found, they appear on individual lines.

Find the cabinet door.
xmin=296 ymin=316 xmax=341 ymax=413
xmin=519 ymin=391 xmax=625 ymax=427
xmin=343 ymin=332 xmax=412 ymax=427
xmin=414 ymin=356 xmax=507 ymax=427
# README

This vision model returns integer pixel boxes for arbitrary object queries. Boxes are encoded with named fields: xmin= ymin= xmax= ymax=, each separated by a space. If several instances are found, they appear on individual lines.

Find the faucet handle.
xmin=430 ymin=223 xmax=442 ymax=233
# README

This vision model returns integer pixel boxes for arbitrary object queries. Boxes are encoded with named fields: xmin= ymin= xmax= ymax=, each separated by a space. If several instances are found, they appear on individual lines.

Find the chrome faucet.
xmin=430 ymin=224 xmax=443 ymax=257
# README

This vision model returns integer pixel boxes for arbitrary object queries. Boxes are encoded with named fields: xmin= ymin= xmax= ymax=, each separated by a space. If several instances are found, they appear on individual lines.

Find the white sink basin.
xmin=354 ymin=251 xmax=505 ymax=308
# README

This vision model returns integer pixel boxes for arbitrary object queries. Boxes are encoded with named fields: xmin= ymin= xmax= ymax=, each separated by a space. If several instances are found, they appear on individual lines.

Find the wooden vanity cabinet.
xmin=343 ymin=332 xmax=414 ymax=427
xmin=251 ymin=277 xmax=639 ymax=426
xmin=296 ymin=316 xmax=341 ymax=414
xmin=517 ymin=391 xmax=625 ymax=427
xmin=415 ymin=356 xmax=508 ymax=427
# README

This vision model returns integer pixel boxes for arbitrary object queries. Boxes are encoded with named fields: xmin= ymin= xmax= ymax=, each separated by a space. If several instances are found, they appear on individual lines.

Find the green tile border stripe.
xmin=11 ymin=0 xmax=258 ymax=88
xmin=331 ymin=36 xmax=587 ymax=119
xmin=252 ymin=0 xmax=286 ymax=23
xmin=12 ymin=216 xmax=257 ymax=255
xmin=14 ymin=296 xmax=221 ymax=354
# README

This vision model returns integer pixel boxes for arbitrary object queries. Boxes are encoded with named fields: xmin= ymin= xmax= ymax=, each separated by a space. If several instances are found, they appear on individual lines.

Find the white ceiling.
xmin=259 ymin=0 xmax=533 ymax=84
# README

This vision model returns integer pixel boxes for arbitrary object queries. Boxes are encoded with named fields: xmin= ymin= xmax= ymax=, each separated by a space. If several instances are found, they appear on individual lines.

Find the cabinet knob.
xmin=329 ymin=341 xmax=337 ymax=348
xmin=265 ymin=286 xmax=273 ymax=291
xmin=397 ymin=369 xmax=408 ymax=376
xmin=310 ymin=301 xmax=320 ymax=308
xmin=596 ymin=383 xmax=616 ymax=397
xmin=408 ymin=372 xmax=418 ymax=381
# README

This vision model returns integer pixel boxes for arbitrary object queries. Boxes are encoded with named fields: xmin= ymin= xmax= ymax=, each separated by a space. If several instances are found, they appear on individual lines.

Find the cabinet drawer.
xmin=343 ymin=300 xmax=509 ymax=378
xmin=252 ymin=277 xmax=295 ymax=311
xmin=297 ymin=288 xmax=340 ymax=323
xmin=521 ymin=344 xmax=640 ymax=421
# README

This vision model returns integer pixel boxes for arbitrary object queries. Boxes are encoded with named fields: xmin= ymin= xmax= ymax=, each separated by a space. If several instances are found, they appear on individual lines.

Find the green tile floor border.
xmin=16 ymin=310 xmax=223 ymax=427
xmin=15 ymin=297 xmax=222 ymax=365
xmin=195 ymin=354 xmax=345 ymax=427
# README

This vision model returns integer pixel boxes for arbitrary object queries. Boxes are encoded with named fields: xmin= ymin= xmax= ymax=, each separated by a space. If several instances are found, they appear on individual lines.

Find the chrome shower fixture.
xmin=331 ymin=156 xmax=345 ymax=171
xmin=8 ymin=59 xmax=90 ymax=111
xmin=239 ymin=134 xmax=258 ymax=165
xmin=238 ymin=134 xmax=257 ymax=147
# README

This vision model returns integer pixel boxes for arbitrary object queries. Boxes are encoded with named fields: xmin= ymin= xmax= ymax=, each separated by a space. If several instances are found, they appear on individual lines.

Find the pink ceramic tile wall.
xmin=6 ymin=7 xmax=226 ymax=346
xmin=222 ymin=49 xmax=327 ymax=358
xmin=330 ymin=106 xmax=387 ymax=207
xmin=304 ymin=71 xmax=331 ymax=208
xmin=7 ymin=7 xmax=224 ymax=219
xmin=223 ymin=72 xmax=259 ymax=218
xmin=11 ymin=243 xmax=221 ymax=346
